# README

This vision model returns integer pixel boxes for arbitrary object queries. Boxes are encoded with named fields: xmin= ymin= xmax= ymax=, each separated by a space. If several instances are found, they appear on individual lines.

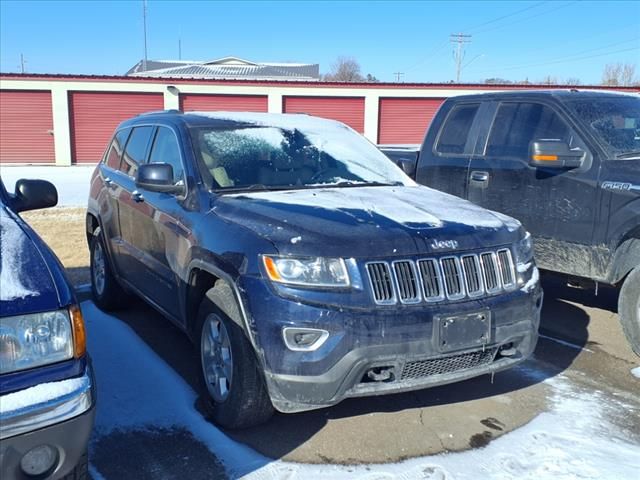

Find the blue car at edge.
xmin=0 ymin=178 xmax=95 ymax=480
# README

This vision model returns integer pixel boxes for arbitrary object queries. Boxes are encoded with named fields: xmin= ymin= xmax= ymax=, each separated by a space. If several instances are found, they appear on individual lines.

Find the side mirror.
xmin=529 ymin=140 xmax=585 ymax=169
xmin=396 ymin=157 xmax=417 ymax=177
xmin=136 ymin=163 xmax=184 ymax=195
xmin=12 ymin=179 xmax=58 ymax=212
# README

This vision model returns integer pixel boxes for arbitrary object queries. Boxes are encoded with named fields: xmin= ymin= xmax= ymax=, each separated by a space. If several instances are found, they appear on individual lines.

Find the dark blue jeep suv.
xmin=87 ymin=111 xmax=542 ymax=428
xmin=1 ymin=178 xmax=95 ymax=479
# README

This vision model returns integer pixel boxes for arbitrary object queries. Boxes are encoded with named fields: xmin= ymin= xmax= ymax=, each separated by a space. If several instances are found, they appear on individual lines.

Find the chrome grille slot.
xmin=392 ymin=261 xmax=421 ymax=304
xmin=497 ymin=249 xmax=516 ymax=289
xmin=461 ymin=254 xmax=483 ymax=297
xmin=418 ymin=259 xmax=445 ymax=301
xmin=480 ymin=252 xmax=501 ymax=294
xmin=440 ymin=257 xmax=465 ymax=300
xmin=366 ymin=262 xmax=395 ymax=304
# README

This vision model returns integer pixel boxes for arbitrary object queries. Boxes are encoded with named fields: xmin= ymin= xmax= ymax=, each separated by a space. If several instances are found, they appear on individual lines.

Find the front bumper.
xmin=0 ymin=365 xmax=96 ymax=479
xmin=243 ymin=276 xmax=543 ymax=413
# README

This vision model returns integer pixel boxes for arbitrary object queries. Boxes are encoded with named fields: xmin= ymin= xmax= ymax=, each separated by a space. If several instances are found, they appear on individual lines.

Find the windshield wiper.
xmin=214 ymin=184 xmax=298 ymax=194
xmin=615 ymin=151 xmax=640 ymax=159
xmin=326 ymin=181 xmax=404 ymax=188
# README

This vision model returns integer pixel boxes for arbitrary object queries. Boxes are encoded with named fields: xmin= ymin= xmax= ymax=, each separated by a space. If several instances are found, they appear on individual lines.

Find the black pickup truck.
xmin=382 ymin=90 xmax=640 ymax=356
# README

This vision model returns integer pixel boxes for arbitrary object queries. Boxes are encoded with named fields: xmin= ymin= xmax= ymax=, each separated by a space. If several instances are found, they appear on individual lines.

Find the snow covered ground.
xmin=0 ymin=165 xmax=93 ymax=206
xmin=85 ymin=301 xmax=640 ymax=480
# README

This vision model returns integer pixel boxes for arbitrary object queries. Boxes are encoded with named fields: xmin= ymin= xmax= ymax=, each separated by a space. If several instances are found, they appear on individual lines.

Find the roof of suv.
xmin=121 ymin=110 xmax=347 ymax=131
xmin=444 ymin=89 xmax=638 ymax=103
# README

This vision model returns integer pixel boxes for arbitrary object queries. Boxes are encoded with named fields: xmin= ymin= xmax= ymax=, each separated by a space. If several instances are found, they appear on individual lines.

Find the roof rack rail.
xmin=136 ymin=109 xmax=183 ymax=117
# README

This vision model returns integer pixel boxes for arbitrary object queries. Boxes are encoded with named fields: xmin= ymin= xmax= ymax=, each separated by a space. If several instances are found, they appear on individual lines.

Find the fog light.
xmin=20 ymin=444 xmax=58 ymax=477
xmin=282 ymin=327 xmax=329 ymax=351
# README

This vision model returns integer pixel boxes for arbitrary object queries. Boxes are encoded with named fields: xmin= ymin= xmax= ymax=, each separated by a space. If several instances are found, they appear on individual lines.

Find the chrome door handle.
xmin=470 ymin=171 xmax=489 ymax=182
xmin=469 ymin=170 xmax=490 ymax=188
xmin=132 ymin=190 xmax=145 ymax=203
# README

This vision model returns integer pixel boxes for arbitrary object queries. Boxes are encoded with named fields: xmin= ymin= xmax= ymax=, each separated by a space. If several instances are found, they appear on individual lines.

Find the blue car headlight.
xmin=0 ymin=310 xmax=74 ymax=374
xmin=262 ymin=255 xmax=351 ymax=288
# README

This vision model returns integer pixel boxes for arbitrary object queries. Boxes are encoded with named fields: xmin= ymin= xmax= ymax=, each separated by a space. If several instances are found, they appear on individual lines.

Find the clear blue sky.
xmin=1 ymin=0 xmax=638 ymax=84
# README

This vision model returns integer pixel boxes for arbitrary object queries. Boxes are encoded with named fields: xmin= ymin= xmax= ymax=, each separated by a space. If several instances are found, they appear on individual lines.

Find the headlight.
xmin=0 ymin=310 xmax=75 ymax=374
xmin=514 ymin=232 xmax=534 ymax=265
xmin=263 ymin=255 xmax=350 ymax=288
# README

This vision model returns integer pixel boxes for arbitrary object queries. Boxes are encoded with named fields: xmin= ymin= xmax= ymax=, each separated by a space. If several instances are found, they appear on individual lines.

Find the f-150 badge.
xmin=601 ymin=181 xmax=639 ymax=191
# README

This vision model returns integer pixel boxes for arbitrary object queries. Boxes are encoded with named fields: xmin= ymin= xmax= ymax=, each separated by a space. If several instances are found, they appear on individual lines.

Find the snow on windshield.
xmin=192 ymin=111 xmax=414 ymax=188
xmin=0 ymin=208 xmax=40 ymax=301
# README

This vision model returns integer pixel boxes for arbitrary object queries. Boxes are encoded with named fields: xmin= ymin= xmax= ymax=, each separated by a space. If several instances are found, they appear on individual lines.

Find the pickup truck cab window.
xmin=121 ymin=125 xmax=153 ymax=177
xmin=435 ymin=103 xmax=480 ymax=155
xmin=564 ymin=95 xmax=640 ymax=159
xmin=148 ymin=126 xmax=185 ymax=185
xmin=104 ymin=128 xmax=131 ymax=170
xmin=485 ymin=102 xmax=577 ymax=159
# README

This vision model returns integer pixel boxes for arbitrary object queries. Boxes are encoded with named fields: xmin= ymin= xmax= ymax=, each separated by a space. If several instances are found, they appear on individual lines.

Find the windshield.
xmin=190 ymin=123 xmax=413 ymax=192
xmin=565 ymin=95 xmax=640 ymax=157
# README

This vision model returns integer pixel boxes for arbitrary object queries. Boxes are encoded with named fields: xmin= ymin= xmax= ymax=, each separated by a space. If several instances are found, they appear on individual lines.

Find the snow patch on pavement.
xmin=85 ymin=301 xmax=640 ymax=479
xmin=631 ymin=367 xmax=640 ymax=379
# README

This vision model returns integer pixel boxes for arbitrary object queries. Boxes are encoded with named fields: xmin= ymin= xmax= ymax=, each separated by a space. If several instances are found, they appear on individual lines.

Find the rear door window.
xmin=121 ymin=126 xmax=154 ymax=177
xmin=485 ymin=102 xmax=573 ymax=159
xmin=148 ymin=127 xmax=184 ymax=185
xmin=435 ymin=103 xmax=480 ymax=155
xmin=104 ymin=128 xmax=131 ymax=170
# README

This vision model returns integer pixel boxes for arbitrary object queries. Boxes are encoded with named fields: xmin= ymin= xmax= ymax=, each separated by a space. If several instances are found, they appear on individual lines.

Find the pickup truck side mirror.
xmin=12 ymin=179 xmax=58 ymax=212
xmin=529 ymin=139 xmax=585 ymax=169
xmin=136 ymin=163 xmax=184 ymax=195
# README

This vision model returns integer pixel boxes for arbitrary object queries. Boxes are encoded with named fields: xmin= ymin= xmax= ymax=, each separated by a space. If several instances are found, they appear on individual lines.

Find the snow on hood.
xmin=0 ymin=208 xmax=41 ymax=302
xmin=213 ymin=186 xmax=522 ymax=257
xmin=224 ymin=185 xmax=521 ymax=231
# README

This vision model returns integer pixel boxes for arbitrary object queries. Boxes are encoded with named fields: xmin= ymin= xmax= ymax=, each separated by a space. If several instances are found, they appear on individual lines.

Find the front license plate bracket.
xmin=437 ymin=311 xmax=491 ymax=352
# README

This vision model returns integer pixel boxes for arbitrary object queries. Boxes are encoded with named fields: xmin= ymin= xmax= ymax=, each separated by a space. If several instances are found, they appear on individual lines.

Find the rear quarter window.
xmin=104 ymin=128 xmax=131 ymax=170
xmin=435 ymin=103 xmax=480 ymax=155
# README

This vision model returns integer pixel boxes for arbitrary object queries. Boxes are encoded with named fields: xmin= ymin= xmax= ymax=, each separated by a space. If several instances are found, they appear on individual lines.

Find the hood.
xmin=212 ymin=185 xmax=522 ymax=258
xmin=0 ymin=207 xmax=61 ymax=317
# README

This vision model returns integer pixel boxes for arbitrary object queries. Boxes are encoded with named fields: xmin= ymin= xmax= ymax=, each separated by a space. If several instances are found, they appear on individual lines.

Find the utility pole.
xmin=19 ymin=53 xmax=26 ymax=73
xmin=393 ymin=72 xmax=404 ymax=82
xmin=142 ymin=0 xmax=148 ymax=71
xmin=450 ymin=33 xmax=472 ymax=83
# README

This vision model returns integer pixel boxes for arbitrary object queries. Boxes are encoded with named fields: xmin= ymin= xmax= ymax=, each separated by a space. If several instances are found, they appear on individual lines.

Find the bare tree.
xmin=324 ymin=56 xmax=366 ymax=82
xmin=621 ymin=63 xmax=638 ymax=86
xmin=540 ymin=75 xmax=558 ymax=85
xmin=602 ymin=62 xmax=638 ymax=86
xmin=565 ymin=77 xmax=581 ymax=86
xmin=602 ymin=63 xmax=622 ymax=86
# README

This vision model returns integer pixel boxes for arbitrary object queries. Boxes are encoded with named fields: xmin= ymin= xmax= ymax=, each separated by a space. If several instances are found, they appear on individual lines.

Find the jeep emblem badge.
xmin=431 ymin=239 xmax=459 ymax=250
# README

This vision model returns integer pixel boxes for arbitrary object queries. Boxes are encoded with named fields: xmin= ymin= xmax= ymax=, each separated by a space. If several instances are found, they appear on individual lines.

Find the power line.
xmin=450 ymin=33 xmax=472 ymax=82
xmin=472 ymin=1 xmax=579 ymax=36
xmin=464 ymin=1 xmax=548 ymax=33
xmin=467 ymin=37 xmax=640 ymax=75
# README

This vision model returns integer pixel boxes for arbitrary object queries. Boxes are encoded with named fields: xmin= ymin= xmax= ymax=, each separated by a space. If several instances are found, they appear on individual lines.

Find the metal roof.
xmin=126 ymin=58 xmax=320 ymax=81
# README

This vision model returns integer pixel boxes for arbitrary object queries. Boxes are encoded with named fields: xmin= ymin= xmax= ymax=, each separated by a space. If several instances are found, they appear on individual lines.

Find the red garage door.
xmin=69 ymin=92 xmax=164 ymax=163
xmin=378 ymin=98 xmax=445 ymax=144
xmin=283 ymin=96 xmax=365 ymax=132
xmin=0 ymin=90 xmax=55 ymax=164
xmin=180 ymin=94 xmax=268 ymax=112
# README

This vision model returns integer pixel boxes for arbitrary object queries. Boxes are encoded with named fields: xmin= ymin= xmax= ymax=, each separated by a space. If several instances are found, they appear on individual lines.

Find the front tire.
xmin=619 ymin=265 xmax=640 ymax=357
xmin=197 ymin=293 xmax=274 ymax=429
xmin=90 ymin=227 xmax=129 ymax=311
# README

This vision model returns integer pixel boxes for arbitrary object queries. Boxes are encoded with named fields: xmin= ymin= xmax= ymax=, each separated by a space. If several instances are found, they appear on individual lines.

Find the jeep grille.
xmin=366 ymin=248 xmax=516 ymax=305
